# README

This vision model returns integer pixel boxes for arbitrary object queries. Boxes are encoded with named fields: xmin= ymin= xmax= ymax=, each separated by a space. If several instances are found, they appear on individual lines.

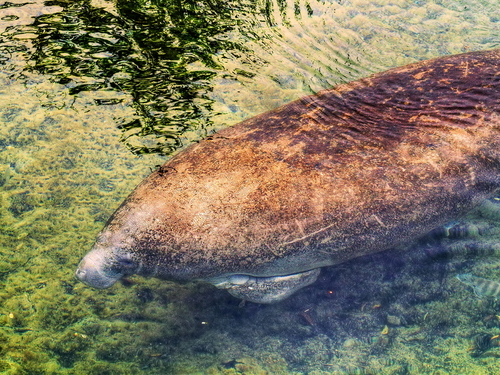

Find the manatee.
xmin=76 ymin=49 xmax=500 ymax=303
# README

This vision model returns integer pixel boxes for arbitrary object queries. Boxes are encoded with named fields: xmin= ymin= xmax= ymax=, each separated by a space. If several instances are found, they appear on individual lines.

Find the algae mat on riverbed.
xmin=1 ymin=0 xmax=500 ymax=373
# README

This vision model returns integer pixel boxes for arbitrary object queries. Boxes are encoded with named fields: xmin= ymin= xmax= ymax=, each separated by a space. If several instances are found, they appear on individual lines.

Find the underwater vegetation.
xmin=1 ymin=0 xmax=500 ymax=373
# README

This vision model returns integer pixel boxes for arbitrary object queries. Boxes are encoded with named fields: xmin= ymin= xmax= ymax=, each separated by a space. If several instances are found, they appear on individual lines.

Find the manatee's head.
xmin=75 ymin=221 xmax=144 ymax=289
xmin=75 ymin=191 xmax=196 ymax=289
xmin=74 ymin=146 xmax=329 ymax=301
xmin=75 ymin=244 xmax=138 ymax=289
xmin=76 ymin=175 xmax=184 ymax=288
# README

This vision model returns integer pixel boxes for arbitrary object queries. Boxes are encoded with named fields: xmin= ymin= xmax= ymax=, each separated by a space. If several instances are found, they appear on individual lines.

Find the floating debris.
xmin=457 ymin=274 xmax=500 ymax=298
xmin=468 ymin=333 xmax=500 ymax=357
xmin=381 ymin=325 xmax=389 ymax=335
xmin=299 ymin=308 xmax=315 ymax=326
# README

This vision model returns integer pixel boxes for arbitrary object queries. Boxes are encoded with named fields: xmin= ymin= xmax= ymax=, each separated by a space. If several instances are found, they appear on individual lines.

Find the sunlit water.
xmin=1 ymin=0 xmax=500 ymax=373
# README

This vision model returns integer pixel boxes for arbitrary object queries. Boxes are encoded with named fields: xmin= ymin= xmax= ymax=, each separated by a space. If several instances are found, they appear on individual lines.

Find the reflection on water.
xmin=21 ymin=0 xmax=245 ymax=155
xmin=0 ymin=0 xmax=500 ymax=373
xmin=6 ymin=0 xmax=497 ymax=156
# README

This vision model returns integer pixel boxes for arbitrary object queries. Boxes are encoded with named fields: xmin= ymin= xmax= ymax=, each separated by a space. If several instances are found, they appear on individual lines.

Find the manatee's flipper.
xmin=212 ymin=269 xmax=320 ymax=304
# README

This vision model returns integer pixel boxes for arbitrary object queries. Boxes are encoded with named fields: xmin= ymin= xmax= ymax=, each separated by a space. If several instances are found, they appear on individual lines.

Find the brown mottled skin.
xmin=77 ymin=50 xmax=500 ymax=292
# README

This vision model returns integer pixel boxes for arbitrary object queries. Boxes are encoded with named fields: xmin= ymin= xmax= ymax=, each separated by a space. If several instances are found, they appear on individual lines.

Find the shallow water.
xmin=1 ymin=0 xmax=500 ymax=373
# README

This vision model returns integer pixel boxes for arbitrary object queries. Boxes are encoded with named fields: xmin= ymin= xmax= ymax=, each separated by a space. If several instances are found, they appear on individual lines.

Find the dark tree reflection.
xmin=26 ymin=0 xmax=263 ymax=155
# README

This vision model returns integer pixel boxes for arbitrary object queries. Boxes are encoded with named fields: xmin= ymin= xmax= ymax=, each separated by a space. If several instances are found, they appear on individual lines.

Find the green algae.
xmin=1 ymin=0 xmax=500 ymax=374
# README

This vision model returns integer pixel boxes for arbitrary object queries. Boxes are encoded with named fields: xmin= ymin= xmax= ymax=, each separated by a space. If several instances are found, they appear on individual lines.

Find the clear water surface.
xmin=1 ymin=0 xmax=500 ymax=373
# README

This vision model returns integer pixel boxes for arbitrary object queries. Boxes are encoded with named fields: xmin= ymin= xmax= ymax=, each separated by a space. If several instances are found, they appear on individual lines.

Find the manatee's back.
xmin=102 ymin=49 xmax=500 ymax=280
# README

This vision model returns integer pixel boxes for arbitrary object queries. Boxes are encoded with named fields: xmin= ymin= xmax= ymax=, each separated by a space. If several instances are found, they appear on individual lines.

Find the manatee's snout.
xmin=75 ymin=258 xmax=117 ymax=289
xmin=75 ymin=247 xmax=137 ymax=289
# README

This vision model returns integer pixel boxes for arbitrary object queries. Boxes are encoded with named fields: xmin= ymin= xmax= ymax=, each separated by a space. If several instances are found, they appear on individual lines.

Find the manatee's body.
xmin=77 ymin=49 xmax=500 ymax=303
